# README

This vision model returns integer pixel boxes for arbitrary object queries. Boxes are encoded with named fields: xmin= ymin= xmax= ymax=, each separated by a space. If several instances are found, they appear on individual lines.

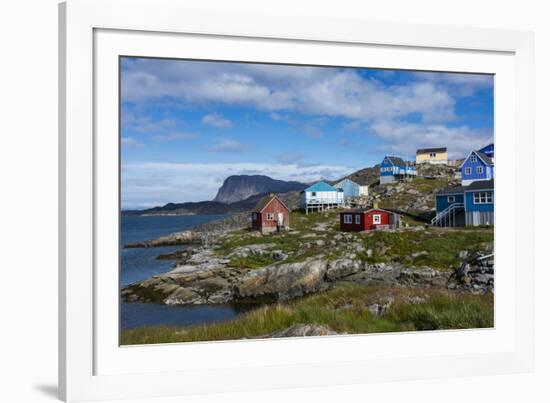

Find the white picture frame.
xmin=59 ymin=0 xmax=534 ymax=401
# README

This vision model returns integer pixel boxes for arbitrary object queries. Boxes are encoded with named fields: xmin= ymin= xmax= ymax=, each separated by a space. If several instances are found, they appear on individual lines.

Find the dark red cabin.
xmin=340 ymin=208 xmax=399 ymax=232
xmin=251 ymin=194 xmax=290 ymax=234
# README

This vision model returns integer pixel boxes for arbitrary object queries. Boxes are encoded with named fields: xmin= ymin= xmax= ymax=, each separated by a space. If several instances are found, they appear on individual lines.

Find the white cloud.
xmin=201 ymin=113 xmax=232 ymax=128
xmin=152 ymin=132 xmax=197 ymax=142
xmin=369 ymin=121 xmax=493 ymax=159
xmin=121 ymin=59 xmax=466 ymax=123
xmin=207 ymin=139 xmax=248 ymax=153
xmin=122 ymin=111 xmax=180 ymax=133
xmin=413 ymin=72 xmax=493 ymax=97
xmin=121 ymin=161 xmax=355 ymax=208
xmin=121 ymin=137 xmax=143 ymax=148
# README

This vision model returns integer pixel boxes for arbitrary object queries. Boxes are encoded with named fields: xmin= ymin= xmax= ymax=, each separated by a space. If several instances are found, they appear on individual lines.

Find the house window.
xmin=252 ymin=213 xmax=257 ymax=220
xmin=343 ymin=214 xmax=353 ymax=224
xmin=355 ymin=215 xmax=361 ymax=224
xmin=267 ymin=213 xmax=274 ymax=220
xmin=473 ymin=191 xmax=493 ymax=204
xmin=311 ymin=192 xmax=317 ymax=197
xmin=470 ymin=154 xmax=477 ymax=162
xmin=373 ymin=214 xmax=382 ymax=224
xmin=476 ymin=166 xmax=483 ymax=174
xmin=447 ymin=196 xmax=455 ymax=203
xmin=429 ymin=152 xmax=436 ymax=158
xmin=465 ymin=167 xmax=472 ymax=175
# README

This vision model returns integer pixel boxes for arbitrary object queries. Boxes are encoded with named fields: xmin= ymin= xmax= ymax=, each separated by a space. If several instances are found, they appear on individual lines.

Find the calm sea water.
xmin=120 ymin=215 xmax=245 ymax=330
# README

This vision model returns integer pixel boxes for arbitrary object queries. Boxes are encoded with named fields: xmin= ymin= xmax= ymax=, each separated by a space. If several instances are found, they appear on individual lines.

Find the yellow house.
xmin=415 ymin=147 xmax=448 ymax=165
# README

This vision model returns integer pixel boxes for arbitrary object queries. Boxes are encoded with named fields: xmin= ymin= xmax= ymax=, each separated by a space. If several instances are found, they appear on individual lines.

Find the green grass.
xmin=357 ymin=227 xmax=493 ymax=269
xmin=121 ymin=284 xmax=494 ymax=345
xmin=213 ymin=206 xmax=492 ymax=271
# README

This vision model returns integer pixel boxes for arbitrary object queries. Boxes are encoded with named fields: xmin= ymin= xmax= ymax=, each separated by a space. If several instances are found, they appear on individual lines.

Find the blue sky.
xmin=121 ymin=57 xmax=493 ymax=209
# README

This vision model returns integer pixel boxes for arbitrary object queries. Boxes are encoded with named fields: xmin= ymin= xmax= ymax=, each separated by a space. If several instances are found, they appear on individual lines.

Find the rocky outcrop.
xmin=122 ymin=247 xmax=457 ymax=306
xmin=124 ymin=230 xmax=200 ymax=248
xmin=447 ymin=253 xmax=494 ymax=294
xmin=236 ymin=258 xmax=329 ymax=302
xmin=258 ymin=324 xmax=337 ymax=338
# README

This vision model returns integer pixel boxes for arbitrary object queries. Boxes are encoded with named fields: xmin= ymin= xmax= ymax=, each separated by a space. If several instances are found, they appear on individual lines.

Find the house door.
xmin=277 ymin=213 xmax=284 ymax=226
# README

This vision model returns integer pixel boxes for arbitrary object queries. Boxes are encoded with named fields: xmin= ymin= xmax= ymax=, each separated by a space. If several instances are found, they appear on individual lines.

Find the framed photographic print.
xmin=59 ymin=0 xmax=534 ymax=401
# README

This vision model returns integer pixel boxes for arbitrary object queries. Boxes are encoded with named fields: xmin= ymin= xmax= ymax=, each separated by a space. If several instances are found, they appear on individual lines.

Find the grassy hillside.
xmin=214 ymin=210 xmax=492 ymax=271
xmin=121 ymin=283 xmax=493 ymax=345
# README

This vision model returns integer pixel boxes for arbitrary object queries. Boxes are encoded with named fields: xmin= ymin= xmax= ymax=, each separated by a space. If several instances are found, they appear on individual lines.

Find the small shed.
xmin=251 ymin=194 xmax=290 ymax=234
xmin=340 ymin=208 xmax=400 ymax=232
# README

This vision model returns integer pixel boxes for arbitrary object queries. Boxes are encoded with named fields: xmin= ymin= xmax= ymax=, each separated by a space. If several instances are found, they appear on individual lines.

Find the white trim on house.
xmin=343 ymin=214 xmax=353 ymax=224
xmin=355 ymin=215 xmax=361 ymax=224
xmin=267 ymin=212 xmax=274 ymax=220
xmin=448 ymin=196 xmax=455 ymax=202
xmin=373 ymin=214 xmax=382 ymax=224
xmin=473 ymin=191 xmax=494 ymax=204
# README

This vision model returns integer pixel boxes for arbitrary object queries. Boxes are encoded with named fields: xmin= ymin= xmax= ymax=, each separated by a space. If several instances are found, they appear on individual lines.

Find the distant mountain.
xmin=213 ymin=175 xmax=308 ymax=204
xmin=122 ymin=190 xmax=301 ymax=216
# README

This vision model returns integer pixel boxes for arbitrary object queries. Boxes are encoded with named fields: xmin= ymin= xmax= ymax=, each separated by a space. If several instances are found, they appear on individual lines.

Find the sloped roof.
xmin=385 ymin=156 xmax=406 ymax=166
xmin=476 ymin=151 xmax=493 ymax=165
xmin=436 ymin=186 xmax=467 ymax=196
xmin=416 ymin=147 xmax=447 ymax=154
xmin=465 ymin=179 xmax=494 ymax=191
xmin=461 ymin=150 xmax=494 ymax=168
xmin=252 ymin=194 xmax=290 ymax=213
xmin=304 ymin=181 xmax=338 ymax=192
xmin=341 ymin=207 xmax=397 ymax=215
xmin=436 ymin=179 xmax=494 ymax=196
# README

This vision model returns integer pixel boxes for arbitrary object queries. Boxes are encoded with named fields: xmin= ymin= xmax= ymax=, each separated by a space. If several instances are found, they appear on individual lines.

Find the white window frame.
xmin=343 ymin=214 xmax=353 ymax=224
xmin=373 ymin=214 xmax=382 ymax=224
xmin=267 ymin=212 xmax=274 ymax=220
xmin=473 ymin=191 xmax=493 ymax=204
xmin=470 ymin=154 xmax=478 ymax=162
xmin=429 ymin=152 xmax=436 ymax=158
xmin=447 ymin=195 xmax=455 ymax=203
xmin=477 ymin=166 xmax=483 ymax=174
xmin=355 ymin=214 xmax=361 ymax=224
xmin=465 ymin=167 xmax=472 ymax=175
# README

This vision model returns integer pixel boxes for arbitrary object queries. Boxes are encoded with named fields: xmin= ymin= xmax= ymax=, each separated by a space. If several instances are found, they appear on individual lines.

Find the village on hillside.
xmin=120 ymin=58 xmax=495 ymax=344
xmin=250 ymin=143 xmax=494 ymax=235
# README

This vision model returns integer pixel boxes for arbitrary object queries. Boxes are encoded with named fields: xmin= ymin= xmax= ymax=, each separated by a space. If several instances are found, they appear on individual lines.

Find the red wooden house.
xmin=251 ymin=194 xmax=290 ymax=234
xmin=340 ymin=208 xmax=400 ymax=232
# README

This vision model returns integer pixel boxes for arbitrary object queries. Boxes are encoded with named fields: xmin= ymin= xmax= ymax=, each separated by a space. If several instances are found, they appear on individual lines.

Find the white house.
xmin=300 ymin=181 xmax=344 ymax=214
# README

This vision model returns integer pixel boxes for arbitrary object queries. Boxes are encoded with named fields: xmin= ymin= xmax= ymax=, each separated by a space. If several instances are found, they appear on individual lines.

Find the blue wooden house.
xmin=433 ymin=179 xmax=494 ymax=227
xmin=460 ymin=150 xmax=494 ymax=186
xmin=379 ymin=156 xmax=417 ymax=184
xmin=333 ymin=178 xmax=368 ymax=199
xmin=300 ymin=181 xmax=344 ymax=214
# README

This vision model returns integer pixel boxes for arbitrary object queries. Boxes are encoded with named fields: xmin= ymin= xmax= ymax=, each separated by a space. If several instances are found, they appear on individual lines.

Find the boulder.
xmin=259 ymin=324 xmax=337 ymax=338
xmin=272 ymin=250 xmax=288 ymax=261
xmin=326 ymin=258 xmax=362 ymax=281
xmin=236 ymin=258 xmax=328 ymax=301
xmin=164 ymin=287 xmax=203 ymax=305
